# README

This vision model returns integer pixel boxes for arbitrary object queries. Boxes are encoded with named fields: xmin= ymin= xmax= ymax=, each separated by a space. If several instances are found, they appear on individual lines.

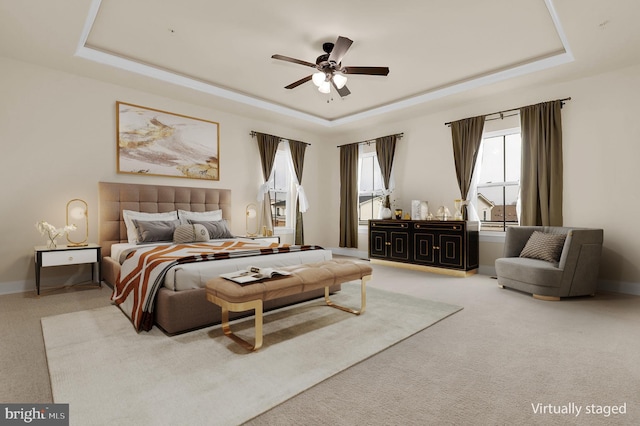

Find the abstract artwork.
xmin=116 ymin=101 xmax=220 ymax=180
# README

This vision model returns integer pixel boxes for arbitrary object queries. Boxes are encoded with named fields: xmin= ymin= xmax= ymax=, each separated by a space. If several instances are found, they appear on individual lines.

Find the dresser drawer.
xmin=41 ymin=249 xmax=98 ymax=267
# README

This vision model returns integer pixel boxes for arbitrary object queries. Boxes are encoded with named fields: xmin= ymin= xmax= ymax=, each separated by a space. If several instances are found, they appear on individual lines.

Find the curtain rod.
xmin=444 ymin=97 xmax=571 ymax=126
xmin=335 ymin=132 xmax=404 ymax=148
xmin=250 ymin=131 xmax=311 ymax=146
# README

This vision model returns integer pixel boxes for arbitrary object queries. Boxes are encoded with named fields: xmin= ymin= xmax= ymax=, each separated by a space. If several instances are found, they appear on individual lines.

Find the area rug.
xmin=42 ymin=285 xmax=462 ymax=426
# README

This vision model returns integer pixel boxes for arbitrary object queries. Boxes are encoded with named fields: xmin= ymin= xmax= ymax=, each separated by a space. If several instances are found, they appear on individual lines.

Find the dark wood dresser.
xmin=368 ymin=220 xmax=479 ymax=277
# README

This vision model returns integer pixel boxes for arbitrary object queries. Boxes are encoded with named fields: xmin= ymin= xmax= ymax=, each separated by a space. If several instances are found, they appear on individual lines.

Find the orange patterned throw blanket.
xmin=112 ymin=240 xmax=323 ymax=331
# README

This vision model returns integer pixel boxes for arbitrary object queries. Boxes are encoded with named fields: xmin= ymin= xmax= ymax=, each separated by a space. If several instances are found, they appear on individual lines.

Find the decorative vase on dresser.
xmin=379 ymin=207 xmax=393 ymax=219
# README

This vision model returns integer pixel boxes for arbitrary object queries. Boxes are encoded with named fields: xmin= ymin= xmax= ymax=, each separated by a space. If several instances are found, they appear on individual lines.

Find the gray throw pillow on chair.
xmin=519 ymin=231 xmax=566 ymax=263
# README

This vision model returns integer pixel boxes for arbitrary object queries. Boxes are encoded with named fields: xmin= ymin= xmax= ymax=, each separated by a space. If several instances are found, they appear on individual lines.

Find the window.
xmin=267 ymin=143 xmax=296 ymax=230
xmin=474 ymin=128 xmax=521 ymax=232
xmin=358 ymin=143 xmax=385 ymax=225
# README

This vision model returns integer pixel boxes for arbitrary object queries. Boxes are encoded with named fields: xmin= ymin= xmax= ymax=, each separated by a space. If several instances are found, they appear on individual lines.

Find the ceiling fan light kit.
xmin=318 ymin=80 xmax=331 ymax=94
xmin=312 ymin=72 xmax=326 ymax=86
xmin=272 ymin=36 xmax=389 ymax=98
xmin=332 ymin=73 xmax=347 ymax=89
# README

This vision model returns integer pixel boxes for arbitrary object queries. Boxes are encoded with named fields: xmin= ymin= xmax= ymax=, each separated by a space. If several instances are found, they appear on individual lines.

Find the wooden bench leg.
xmin=207 ymin=294 xmax=263 ymax=351
xmin=324 ymin=275 xmax=371 ymax=315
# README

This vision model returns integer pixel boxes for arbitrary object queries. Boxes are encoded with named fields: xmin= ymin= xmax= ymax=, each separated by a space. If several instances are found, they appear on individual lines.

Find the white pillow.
xmin=122 ymin=210 xmax=179 ymax=243
xmin=178 ymin=209 xmax=223 ymax=225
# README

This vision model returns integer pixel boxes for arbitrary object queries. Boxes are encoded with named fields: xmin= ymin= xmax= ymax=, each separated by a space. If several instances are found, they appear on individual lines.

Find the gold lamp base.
xmin=67 ymin=242 xmax=89 ymax=247
xmin=66 ymin=198 xmax=89 ymax=247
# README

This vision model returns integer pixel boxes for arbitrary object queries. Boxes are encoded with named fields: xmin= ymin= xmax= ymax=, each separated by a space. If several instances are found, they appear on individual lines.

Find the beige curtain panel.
xmin=339 ymin=144 xmax=359 ymax=248
xmin=375 ymin=135 xmax=397 ymax=207
xmin=520 ymin=100 xmax=564 ymax=226
xmin=290 ymin=140 xmax=307 ymax=245
xmin=451 ymin=116 xmax=485 ymax=200
xmin=255 ymin=133 xmax=280 ymax=233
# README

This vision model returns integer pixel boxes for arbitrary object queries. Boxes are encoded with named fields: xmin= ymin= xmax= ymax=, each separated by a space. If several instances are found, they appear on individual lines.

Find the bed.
xmin=98 ymin=181 xmax=335 ymax=334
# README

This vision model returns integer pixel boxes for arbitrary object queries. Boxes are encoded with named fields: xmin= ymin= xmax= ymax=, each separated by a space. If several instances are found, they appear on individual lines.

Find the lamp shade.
xmin=332 ymin=73 xmax=347 ymax=89
xmin=312 ymin=72 xmax=326 ymax=87
xmin=66 ymin=198 xmax=88 ymax=246
xmin=318 ymin=80 xmax=331 ymax=94
xmin=245 ymin=203 xmax=258 ymax=236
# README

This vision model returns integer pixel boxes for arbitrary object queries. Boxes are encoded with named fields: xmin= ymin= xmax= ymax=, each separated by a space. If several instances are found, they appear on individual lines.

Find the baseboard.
xmin=478 ymin=264 xmax=497 ymax=276
xmin=328 ymin=247 xmax=369 ymax=259
xmin=597 ymin=279 xmax=640 ymax=296
xmin=0 ymin=269 xmax=99 ymax=296
xmin=0 ymin=280 xmax=33 ymax=296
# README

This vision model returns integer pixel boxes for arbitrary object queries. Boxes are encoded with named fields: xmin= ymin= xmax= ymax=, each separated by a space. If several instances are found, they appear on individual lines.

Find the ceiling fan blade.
xmin=331 ymin=80 xmax=351 ymax=97
xmin=342 ymin=66 xmax=390 ymax=76
xmin=328 ymin=36 xmax=353 ymax=64
xmin=285 ymin=75 xmax=313 ymax=89
xmin=271 ymin=54 xmax=317 ymax=69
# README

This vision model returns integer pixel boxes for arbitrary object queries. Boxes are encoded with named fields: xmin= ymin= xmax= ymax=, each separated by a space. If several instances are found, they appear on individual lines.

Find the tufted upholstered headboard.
xmin=98 ymin=182 xmax=232 ymax=258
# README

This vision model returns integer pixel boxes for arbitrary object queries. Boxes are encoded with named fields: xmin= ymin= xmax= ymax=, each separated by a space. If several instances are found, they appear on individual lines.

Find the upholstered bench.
xmin=205 ymin=259 xmax=373 ymax=351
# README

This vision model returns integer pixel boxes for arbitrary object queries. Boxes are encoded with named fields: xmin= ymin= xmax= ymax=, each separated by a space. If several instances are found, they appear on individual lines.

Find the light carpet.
xmin=42 ymin=284 xmax=462 ymax=426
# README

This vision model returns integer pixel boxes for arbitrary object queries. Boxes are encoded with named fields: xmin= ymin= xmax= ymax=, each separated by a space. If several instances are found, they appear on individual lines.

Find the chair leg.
xmin=533 ymin=294 xmax=561 ymax=301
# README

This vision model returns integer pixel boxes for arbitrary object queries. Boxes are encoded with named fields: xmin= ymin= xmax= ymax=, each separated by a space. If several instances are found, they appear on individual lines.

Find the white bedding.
xmin=111 ymin=239 xmax=333 ymax=291
xmin=110 ymin=239 xmax=236 ymax=261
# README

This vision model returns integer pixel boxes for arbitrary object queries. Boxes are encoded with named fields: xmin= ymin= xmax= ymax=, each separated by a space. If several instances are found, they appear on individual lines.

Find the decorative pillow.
xmin=173 ymin=224 xmax=209 ymax=243
xmin=178 ymin=209 xmax=223 ymax=225
xmin=123 ymin=210 xmax=179 ymax=243
xmin=187 ymin=219 xmax=234 ymax=239
xmin=520 ymin=231 xmax=567 ymax=263
xmin=133 ymin=219 xmax=181 ymax=244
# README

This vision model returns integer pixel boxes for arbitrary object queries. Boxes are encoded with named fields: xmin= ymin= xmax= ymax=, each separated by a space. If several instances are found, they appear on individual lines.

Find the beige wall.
xmin=0 ymin=56 xmax=323 ymax=292
xmin=1 ymin=55 xmax=639 ymax=294
xmin=324 ymin=63 xmax=640 ymax=290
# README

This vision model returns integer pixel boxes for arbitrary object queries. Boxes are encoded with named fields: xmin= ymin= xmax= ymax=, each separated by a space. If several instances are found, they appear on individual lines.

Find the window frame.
xmin=474 ymin=127 xmax=521 ymax=234
xmin=357 ymin=144 xmax=386 ymax=226
xmin=267 ymin=142 xmax=296 ymax=232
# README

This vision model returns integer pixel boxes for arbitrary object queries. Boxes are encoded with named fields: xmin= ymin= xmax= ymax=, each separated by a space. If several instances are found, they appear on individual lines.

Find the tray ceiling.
xmin=2 ymin=0 xmax=640 ymax=128
xmin=79 ymin=0 xmax=569 ymax=126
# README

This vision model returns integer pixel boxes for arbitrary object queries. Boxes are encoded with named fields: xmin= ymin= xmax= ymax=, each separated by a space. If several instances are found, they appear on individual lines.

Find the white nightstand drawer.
xmin=240 ymin=235 xmax=280 ymax=244
xmin=41 ymin=249 xmax=98 ymax=267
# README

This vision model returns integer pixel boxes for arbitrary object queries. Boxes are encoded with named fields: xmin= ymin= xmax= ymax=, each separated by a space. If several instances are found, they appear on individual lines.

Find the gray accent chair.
xmin=495 ymin=226 xmax=604 ymax=300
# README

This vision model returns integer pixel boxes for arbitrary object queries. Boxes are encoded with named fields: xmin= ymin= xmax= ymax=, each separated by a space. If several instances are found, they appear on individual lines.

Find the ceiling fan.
xmin=271 ymin=36 xmax=390 ymax=97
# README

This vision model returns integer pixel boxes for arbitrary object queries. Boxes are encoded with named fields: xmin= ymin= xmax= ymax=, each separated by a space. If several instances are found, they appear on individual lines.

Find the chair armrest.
xmin=558 ymin=229 xmax=604 ymax=270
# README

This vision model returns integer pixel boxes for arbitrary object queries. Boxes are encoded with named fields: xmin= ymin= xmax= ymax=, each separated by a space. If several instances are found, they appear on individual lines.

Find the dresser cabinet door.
xmin=413 ymin=222 xmax=466 ymax=269
xmin=437 ymin=233 xmax=464 ymax=268
xmin=389 ymin=231 xmax=409 ymax=261
xmin=413 ymin=231 xmax=436 ymax=265
xmin=369 ymin=221 xmax=410 ymax=261
xmin=370 ymin=229 xmax=390 ymax=258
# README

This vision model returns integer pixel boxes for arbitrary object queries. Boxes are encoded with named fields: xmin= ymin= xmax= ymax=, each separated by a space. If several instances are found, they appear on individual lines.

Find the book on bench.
xmin=220 ymin=266 xmax=291 ymax=284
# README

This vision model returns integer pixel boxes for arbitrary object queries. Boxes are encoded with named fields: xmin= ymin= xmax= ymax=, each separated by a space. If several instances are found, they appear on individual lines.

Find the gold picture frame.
xmin=116 ymin=101 xmax=220 ymax=180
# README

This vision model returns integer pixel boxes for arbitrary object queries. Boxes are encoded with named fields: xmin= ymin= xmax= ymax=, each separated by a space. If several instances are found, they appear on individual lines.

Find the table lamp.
xmin=66 ymin=198 xmax=88 ymax=246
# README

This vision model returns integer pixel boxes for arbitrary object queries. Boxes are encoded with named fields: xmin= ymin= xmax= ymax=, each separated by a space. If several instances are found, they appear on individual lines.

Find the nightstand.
xmin=34 ymin=243 xmax=101 ymax=295
xmin=239 ymin=235 xmax=281 ymax=244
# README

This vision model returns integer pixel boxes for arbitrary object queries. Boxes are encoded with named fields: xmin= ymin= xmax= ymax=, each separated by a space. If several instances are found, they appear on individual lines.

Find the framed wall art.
xmin=116 ymin=101 xmax=220 ymax=180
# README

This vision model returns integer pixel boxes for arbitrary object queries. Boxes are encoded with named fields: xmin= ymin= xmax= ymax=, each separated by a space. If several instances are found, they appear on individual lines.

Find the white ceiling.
xmin=1 ymin=0 xmax=640 ymax=130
